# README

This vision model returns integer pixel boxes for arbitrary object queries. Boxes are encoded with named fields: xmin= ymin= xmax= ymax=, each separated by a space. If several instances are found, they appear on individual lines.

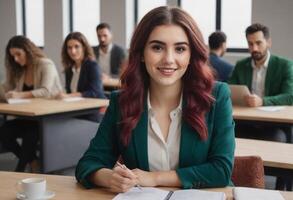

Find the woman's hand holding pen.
xmin=108 ymin=162 xmax=139 ymax=193
xmin=132 ymin=168 xmax=157 ymax=187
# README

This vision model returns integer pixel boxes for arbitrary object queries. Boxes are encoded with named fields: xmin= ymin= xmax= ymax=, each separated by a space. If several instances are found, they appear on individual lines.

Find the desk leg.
xmin=282 ymin=126 xmax=292 ymax=143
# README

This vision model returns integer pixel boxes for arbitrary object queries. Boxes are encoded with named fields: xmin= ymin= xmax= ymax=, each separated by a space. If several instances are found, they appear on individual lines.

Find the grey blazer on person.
xmin=3 ymin=58 xmax=63 ymax=98
xmin=93 ymin=44 xmax=126 ymax=76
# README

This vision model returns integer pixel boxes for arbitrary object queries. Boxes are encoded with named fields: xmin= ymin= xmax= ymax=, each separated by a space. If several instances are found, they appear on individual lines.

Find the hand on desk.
xmin=132 ymin=168 xmax=157 ymax=187
xmin=55 ymin=92 xmax=69 ymax=99
xmin=107 ymin=165 xmax=139 ymax=193
xmin=5 ymin=91 xmax=32 ymax=99
xmin=55 ymin=92 xmax=82 ymax=99
xmin=245 ymin=94 xmax=263 ymax=107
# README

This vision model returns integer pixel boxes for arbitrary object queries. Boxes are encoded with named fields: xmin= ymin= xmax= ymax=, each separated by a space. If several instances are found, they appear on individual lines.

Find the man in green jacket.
xmin=229 ymin=23 xmax=293 ymax=142
xmin=229 ymin=23 xmax=293 ymax=106
xmin=230 ymin=23 xmax=293 ymax=189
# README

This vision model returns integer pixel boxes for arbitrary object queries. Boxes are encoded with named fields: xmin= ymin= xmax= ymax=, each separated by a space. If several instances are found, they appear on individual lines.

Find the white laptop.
xmin=228 ymin=84 xmax=250 ymax=106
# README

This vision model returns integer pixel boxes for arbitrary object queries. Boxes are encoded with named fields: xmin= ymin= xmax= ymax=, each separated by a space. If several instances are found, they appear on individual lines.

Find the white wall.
xmin=100 ymin=0 xmax=127 ymax=48
xmin=225 ymin=0 xmax=293 ymax=65
xmin=0 ymin=0 xmax=18 ymax=83
xmin=43 ymin=0 xmax=67 ymax=85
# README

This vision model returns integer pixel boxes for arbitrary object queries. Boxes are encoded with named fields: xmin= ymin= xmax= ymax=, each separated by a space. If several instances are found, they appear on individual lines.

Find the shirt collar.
xmin=251 ymin=50 xmax=270 ymax=69
xmin=71 ymin=66 xmax=81 ymax=73
xmin=147 ymin=90 xmax=183 ymax=116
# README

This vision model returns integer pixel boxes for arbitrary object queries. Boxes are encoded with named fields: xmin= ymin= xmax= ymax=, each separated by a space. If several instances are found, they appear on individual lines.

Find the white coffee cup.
xmin=17 ymin=177 xmax=46 ymax=199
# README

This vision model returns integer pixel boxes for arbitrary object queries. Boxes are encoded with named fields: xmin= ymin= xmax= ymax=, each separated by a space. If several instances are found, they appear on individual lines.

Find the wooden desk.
xmin=102 ymin=78 xmax=121 ymax=89
xmin=0 ymin=98 xmax=109 ymax=173
xmin=233 ymin=106 xmax=293 ymax=143
xmin=236 ymin=138 xmax=293 ymax=170
xmin=0 ymin=171 xmax=292 ymax=200
xmin=233 ymin=106 xmax=293 ymax=124
xmin=0 ymin=98 xmax=109 ymax=117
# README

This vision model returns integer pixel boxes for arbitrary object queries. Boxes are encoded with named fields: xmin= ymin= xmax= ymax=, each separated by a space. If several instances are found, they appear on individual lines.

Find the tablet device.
xmin=229 ymin=84 xmax=250 ymax=106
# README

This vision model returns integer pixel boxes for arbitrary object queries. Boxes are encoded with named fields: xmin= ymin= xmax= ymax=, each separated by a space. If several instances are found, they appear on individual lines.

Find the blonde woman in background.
xmin=0 ymin=35 xmax=62 ymax=172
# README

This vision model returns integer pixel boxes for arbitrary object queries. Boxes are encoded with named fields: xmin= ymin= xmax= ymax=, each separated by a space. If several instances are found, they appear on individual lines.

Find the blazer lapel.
xmin=77 ymin=61 xmax=86 ymax=92
xmin=264 ymin=55 xmax=275 ymax=96
xmin=179 ymin=120 xmax=200 ymax=168
xmin=245 ymin=60 xmax=253 ymax=90
xmin=132 ymin=104 xmax=149 ymax=170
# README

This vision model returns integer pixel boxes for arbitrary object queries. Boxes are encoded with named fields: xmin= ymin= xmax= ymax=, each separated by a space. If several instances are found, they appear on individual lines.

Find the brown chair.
xmin=231 ymin=156 xmax=265 ymax=188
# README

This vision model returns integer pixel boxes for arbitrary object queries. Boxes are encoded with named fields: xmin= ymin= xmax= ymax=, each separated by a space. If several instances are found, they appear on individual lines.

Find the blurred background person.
xmin=93 ymin=23 xmax=127 ymax=80
xmin=208 ymin=31 xmax=233 ymax=82
xmin=58 ymin=32 xmax=106 ymax=122
xmin=0 ymin=35 xmax=63 ymax=172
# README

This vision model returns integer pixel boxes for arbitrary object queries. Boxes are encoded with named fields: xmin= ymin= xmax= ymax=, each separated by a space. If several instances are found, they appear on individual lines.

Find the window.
xmin=137 ymin=0 xmax=167 ymax=22
xmin=16 ymin=0 xmax=23 ymax=35
xmin=221 ymin=0 xmax=252 ymax=49
xmin=181 ymin=0 xmax=251 ymax=50
xmin=181 ymin=0 xmax=216 ymax=44
xmin=72 ymin=0 xmax=100 ymax=46
xmin=24 ymin=0 xmax=44 ymax=46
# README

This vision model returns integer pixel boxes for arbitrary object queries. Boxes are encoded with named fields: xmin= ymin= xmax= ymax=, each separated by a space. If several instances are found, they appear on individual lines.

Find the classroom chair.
xmin=232 ymin=156 xmax=265 ymax=188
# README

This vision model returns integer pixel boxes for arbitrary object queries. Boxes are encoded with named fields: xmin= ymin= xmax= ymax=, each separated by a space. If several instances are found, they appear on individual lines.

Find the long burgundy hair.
xmin=119 ymin=6 xmax=215 ymax=146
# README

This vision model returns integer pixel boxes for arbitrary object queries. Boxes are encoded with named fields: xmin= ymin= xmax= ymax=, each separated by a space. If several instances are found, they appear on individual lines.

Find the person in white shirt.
xmin=76 ymin=6 xmax=235 ymax=193
xmin=93 ymin=23 xmax=127 ymax=80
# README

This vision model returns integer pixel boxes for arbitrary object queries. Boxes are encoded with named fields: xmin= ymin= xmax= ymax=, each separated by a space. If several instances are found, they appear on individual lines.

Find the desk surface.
xmin=236 ymin=138 xmax=293 ymax=170
xmin=233 ymin=106 xmax=293 ymax=124
xmin=0 ymin=171 xmax=292 ymax=200
xmin=0 ymin=98 xmax=109 ymax=117
xmin=102 ymin=78 xmax=121 ymax=88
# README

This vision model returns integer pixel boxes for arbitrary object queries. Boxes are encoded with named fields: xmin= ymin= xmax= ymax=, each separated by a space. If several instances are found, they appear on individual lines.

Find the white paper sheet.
xmin=257 ymin=106 xmax=286 ymax=112
xmin=113 ymin=187 xmax=226 ymax=200
xmin=7 ymin=98 xmax=31 ymax=104
xmin=233 ymin=187 xmax=284 ymax=200
xmin=113 ymin=187 xmax=169 ymax=200
xmin=62 ymin=97 xmax=84 ymax=102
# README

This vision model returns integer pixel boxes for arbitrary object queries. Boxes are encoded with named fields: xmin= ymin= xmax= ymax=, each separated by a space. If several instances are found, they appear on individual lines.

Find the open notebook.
xmin=113 ymin=187 xmax=226 ymax=200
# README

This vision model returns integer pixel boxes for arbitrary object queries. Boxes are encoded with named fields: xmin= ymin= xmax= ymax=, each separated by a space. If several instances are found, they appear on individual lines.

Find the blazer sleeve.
xmin=75 ymin=92 xmax=120 ymax=188
xmin=228 ymin=62 xmax=240 ymax=84
xmin=80 ymin=61 xmax=106 ymax=98
xmin=176 ymin=83 xmax=235 ymax=189
xmin=31 ymin=59 xmax=62 ymax=98
xmin=263 ymin=61 xmax=293 ymax=105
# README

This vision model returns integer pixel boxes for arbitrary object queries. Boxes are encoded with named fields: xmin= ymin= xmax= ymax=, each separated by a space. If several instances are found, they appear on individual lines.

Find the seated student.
xmin=93 ymin=23 xmax=127 ymax=80
xmin=229 ymin=23 xmax=293 ymax=142
xmin=208 ymin=31 xmax=234 ymax=82
xmin=0 ymin=35 xmax=63 ymax=172
xmin=56 ymin=32 xmax=106 ymax=122
xmin=229 ymin=23 xmax=293 ymax=190
xmin=229 ymin=23 xmax=293 ymax=107
xmin=75 ymin=6 xmax=235 ymax=192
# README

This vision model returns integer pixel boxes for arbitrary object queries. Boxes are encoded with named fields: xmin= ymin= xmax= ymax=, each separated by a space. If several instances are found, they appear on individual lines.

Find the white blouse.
xmin=147 ymin=92 xmax=182 ymax=171
xmin=70 ymin=66 xmax=81 ymax=93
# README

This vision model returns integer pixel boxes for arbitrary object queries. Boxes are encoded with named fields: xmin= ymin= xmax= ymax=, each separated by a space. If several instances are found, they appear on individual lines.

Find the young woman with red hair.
xmin=76 ymin=6 xmax=235 ymax=192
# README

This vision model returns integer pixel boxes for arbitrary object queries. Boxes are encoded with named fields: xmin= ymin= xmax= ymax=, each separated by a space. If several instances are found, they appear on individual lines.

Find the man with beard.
xmin=93 ymin=23 xmax=127 ymax=79
xmin=229 ymin=23 xmax=293 ymax=107
xmin=229 ymin=23 xmax=293 ymax=190
xmin=208 ymin=31 xmax=234 ymax=82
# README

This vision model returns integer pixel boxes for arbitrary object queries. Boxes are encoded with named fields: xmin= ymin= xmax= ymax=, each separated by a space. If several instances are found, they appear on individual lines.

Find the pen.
xmin=116 ymin=161 xmax=142 ymax=190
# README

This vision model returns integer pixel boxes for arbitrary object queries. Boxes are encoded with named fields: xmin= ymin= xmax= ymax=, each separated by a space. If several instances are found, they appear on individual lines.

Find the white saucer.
xmin=16 ymin=191 xmax=55 ymax=200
